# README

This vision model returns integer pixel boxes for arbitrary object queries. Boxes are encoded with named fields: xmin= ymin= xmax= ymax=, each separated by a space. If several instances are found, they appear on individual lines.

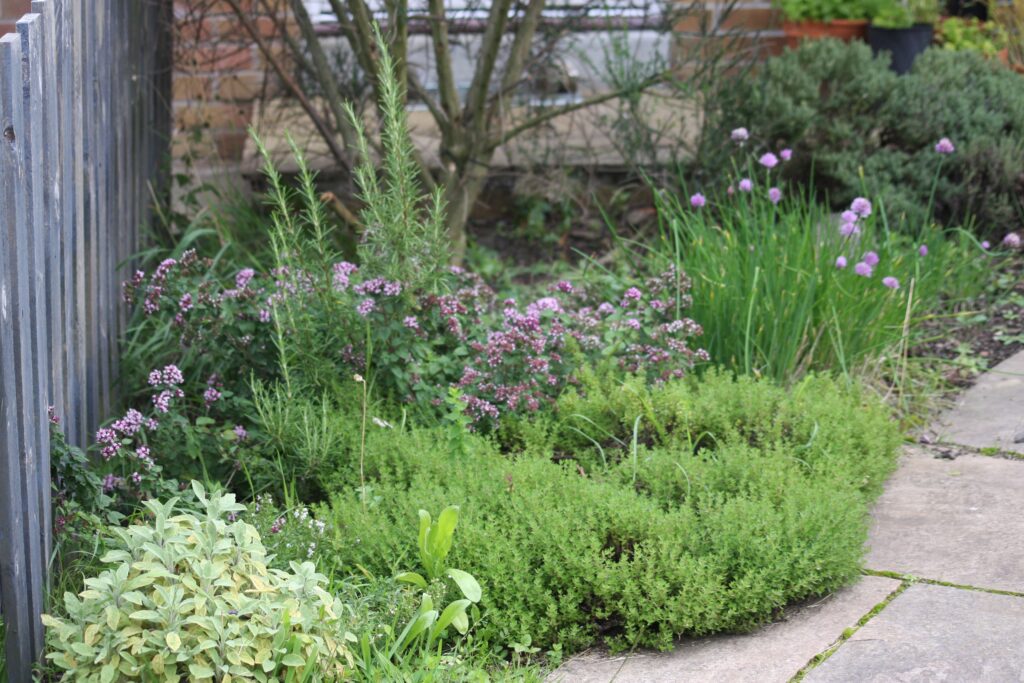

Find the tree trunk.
xmin=442 ymin=162 xmax=489 ymax=265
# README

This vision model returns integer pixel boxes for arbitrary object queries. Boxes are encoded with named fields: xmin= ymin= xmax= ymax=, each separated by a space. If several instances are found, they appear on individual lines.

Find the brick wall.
xmin=172 ymin=0 xmax=290 ymax=166
xmin=675 ymin=0 xmax=785 ymax=66
xmin=0 ymin=0 xmax=30 ymax=35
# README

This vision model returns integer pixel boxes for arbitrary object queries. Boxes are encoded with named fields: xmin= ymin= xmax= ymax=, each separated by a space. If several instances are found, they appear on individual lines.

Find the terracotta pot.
xmin=782 ymin=19 xmax=870 ymax=49
xmin=1013 ymin=62 xmax=1024 ymax=75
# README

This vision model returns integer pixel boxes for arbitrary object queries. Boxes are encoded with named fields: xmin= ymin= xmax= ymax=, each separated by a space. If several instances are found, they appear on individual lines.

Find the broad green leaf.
xmin=433 ymin=599 xmax=471 ymax=637
xmin=188 ymin=663 xmax=215 ymax=678
xmin=395 ymin=572 xmax=428 ymax=589
xmin=446 ymin=568 xmax=482 ymax=603
xmin=430 ymin=506 xmax=459 ymax=566
xmin=165 ymin=632 xmax=182 ymax=652
xmin=281 ymin=653 xmax=306 ymax=667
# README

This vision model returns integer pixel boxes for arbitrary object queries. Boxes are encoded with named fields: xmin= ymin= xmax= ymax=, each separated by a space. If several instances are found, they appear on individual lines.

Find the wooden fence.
xmin=0 ymin=0 xmax=170 ymax=678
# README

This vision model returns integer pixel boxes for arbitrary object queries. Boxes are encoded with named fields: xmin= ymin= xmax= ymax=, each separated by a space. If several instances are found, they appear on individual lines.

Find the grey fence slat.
xmin=54 ymin=0 xmax=79 ymax=445
xmin=81 ymin=0 xmax=98 ymax=436
xmin=0 ymin=3 xmax=170 ymax=679
xmin=16 ymin=12 xmax=50 ymax=659
xmin=0 ymin=31 xmax=36 ymax=681
xmin=30 ymin=0 xmax=57 ymax=576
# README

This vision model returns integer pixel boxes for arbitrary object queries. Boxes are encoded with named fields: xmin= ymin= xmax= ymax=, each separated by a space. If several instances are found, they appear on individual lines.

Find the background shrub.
xmin=710 ymin=40 xmax=1024 ymax=236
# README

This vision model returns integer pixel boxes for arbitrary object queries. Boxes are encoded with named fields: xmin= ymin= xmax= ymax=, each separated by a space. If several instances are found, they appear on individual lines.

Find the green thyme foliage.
xmin=321 ymin=371 xmax=900 ymax=654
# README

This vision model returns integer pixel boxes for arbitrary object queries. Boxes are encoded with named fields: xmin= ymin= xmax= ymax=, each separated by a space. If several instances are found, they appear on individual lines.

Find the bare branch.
xmin=463 ymin=0 xmax=514 ymax=130
xmin=288 ymin=0 xmax=362 ymax=159
xmin=426 ymin=0 xmax=460 ymax=124
xmin=487 ymin=72 xmax=668 ymax=151
xmin=222 ymin=0 xmax=351 ymax=171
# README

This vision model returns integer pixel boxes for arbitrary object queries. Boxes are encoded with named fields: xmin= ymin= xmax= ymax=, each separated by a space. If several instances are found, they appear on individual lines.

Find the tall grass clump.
xmin=644 ymin=153 xmax=991 ymax=383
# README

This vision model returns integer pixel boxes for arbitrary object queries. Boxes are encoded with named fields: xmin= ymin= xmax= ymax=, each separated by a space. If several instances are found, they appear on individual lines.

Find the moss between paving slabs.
xmin=316 ymin=371 xmax=902 ymax=654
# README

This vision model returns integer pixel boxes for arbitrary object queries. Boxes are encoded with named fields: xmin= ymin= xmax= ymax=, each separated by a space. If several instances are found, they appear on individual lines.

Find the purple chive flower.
xmin=731 ymin=127 xmax=749 ymax=142
xmin=727 ymin=185 xmax=735 ymax=195
xmin=840 ymin=222 xmax=860 ymax=237
xmin=863 ymin=251 xmax=880 ymax=267
xmin=768 ymin=187 xmax=782 ymax=205
xmin=934 ymin=138 xmax=955 ymax=154
xmin=1004 ymin=233 xmax=1021 ymax=249
xmin=357 ymin=299 xmax=375 ymax=316
xmin=598 ymin=302 xmax=615 ymax=316
xmin=882 ymin=276 xmax=900 ymax=289
xmin=841 ymin=210 xmax=858 ymax=224
xmin=981 ymin=240 xmax=991 ymax=250
xmin=234 ymin=425 xmax=248 ymax=441
xmin=780 ymin=148 xmax=793 ymax=161
xmin=690 ymin=193 xmax=706 ymax=208
xmin=854 ymin=262 xmax=874 ymax=277
xmin=759 ymin=152 xmax=779 ymax=169
xmin=835 ymin=256 xmax=848 ymax=269
xmin=738 ymin=178 xmax=753 ymax=192
xmin=918 ymin=244 xmax=928 ymax=257
xmin=850 ymin=197 xmax=872 ymax=218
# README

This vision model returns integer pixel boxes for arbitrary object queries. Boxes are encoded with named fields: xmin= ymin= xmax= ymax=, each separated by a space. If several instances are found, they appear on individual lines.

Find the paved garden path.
xmin=551 ymin=350 xmax=1024 ymax=682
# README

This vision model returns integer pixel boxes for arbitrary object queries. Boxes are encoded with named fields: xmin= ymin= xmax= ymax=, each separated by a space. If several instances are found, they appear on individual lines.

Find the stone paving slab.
xmin=865 ymin=447 xmax=1024 ymax=592
xmin=547 ymin=576 xmax=900 ymax=683
xmin=805 ymin=583 xmax=1024 ymax=682
xmin=932 ymin=349 xmax=1024 ymax=454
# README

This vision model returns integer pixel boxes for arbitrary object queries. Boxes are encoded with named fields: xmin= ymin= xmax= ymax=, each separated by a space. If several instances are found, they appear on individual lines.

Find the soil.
xmin=911 ymin=256 xmax=1024 ymax=389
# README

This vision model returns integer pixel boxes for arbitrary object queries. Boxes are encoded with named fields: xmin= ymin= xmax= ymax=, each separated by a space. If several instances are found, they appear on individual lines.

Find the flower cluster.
xmin=434 ymin=266 xmax=707 ymax=424
xmin=125 ymin=244 xmax=707 ymax=429
xmin=249 ymin=494 xmax=330 ymax=567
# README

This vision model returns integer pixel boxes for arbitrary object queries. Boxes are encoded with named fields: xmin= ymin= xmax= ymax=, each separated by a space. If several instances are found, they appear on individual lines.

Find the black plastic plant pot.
xmin=868 ymin=24 xmax=935 ymax=75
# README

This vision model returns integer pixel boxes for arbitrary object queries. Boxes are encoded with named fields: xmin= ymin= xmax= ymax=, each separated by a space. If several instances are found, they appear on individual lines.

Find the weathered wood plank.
xmin=0 ymin=30 xmax=36 ymax=683
xmin=29 ymin=0 xmax=57 ymax=575
xmin=15 ymin=11 xmax=50 ymax=660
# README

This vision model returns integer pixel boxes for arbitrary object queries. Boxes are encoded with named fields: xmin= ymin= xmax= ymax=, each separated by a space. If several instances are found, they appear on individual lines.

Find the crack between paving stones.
xmin=786 ymin=580 xmax=911 ymax=682
xmin=862 ymin=568 xmax=1024 ymax=599
xmin=918 ymin=440 xmax=1024 ymax=461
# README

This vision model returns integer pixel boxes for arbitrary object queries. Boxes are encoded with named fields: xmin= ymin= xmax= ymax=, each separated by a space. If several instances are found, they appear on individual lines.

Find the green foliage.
xmin=711 ymin=40 xmax=1024 ymax=236
xmin=870 ymin=0 xmax=940 ymax=28
xmin=775 ymin=0 xmax=880 ymax=22
xmin=321 ymin=372 xmax=900 ymax=654
xmin=646 ymin=180 xmax=989 ymax=382
xmin=345 ymin=25 xmax=449 ymax=294
xmin=43 ymin=483 xmax=354 ymax=682
xmin=938 ymin=17 xmax=1010 ymax=56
